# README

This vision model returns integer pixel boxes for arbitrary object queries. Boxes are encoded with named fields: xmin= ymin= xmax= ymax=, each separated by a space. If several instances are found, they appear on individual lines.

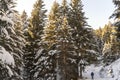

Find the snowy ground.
xmin=79 ymin=78 xmax=115 ymax=80
xmin=82 ymin=58 xmax=120 ymax=80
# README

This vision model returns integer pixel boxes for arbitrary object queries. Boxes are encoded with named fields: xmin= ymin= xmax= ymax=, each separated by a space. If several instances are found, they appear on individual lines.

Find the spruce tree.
xmin=41 ymin=1 xmax=60 ymax=79
xmin=42 ymin=0 xmax=73 ymax=79
xmin=42 ymin=1 xmax=60 ymax=47
xmin=13 ymin=12 xmax=26 ymax=80
xmin=30 ymin=0 xmax=47 ymax=41
xmin=23 ymin=0 xmax=47 ymax=80
xmin=68 ymin=0 xmax=88 ymax=78
xmin=108 ymin=0 xmax=120 ymax=63
xmin=68 ymin=0 xmax=99 ymax=79
xmin=95 ymin=27 xmax=104 ymax=55
xmin=100 ymin=22 xmax=112 ymax=44
xmin=21 ymin=10 xmax=29 ymax=32
xmin=41 ymin=0 xmax=73 ymax=79
xmin=101 ymin=23 xmax=113 ymax=64
xmin=55 ymin=0 xmax=79 ymax=80
xmin=0 ymin=0 xmax=25 ymax=79
xmin=102 ymin=22 xmax=120 ymax=64
xmin=110 ymin=0 xmax=120 ymax=47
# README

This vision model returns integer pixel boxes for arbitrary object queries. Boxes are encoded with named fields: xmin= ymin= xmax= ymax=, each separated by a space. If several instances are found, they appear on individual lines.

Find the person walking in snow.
xmin=108 ymin=68 xmax=114 ymax=78
xmin=91 ymin=72 xmax=94 ymax=79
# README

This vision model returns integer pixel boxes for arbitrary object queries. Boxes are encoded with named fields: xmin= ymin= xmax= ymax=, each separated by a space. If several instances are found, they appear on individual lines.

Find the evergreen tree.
xmin=21 ymin=10 xmax=29 ymax=32
xmin=42 ymin=1 xmax=75 ymax=79
xmin=23 ymin=0 xmax=47 ymax=80
xmin=30 ymin=0 xmax=47 ymax=41
xmin=0 ymin=0 xmax=25 ymax=79
xmin=102 ymin=22 xmax=112 ymax=44
xmin=20 ymin=10 xmax=31 ymax=80
xmin=102 ymin=22 xmax=120 ymax=64
xmin=110 ymin=0 xmax=120 ymax=48
xmin=68 ymin=0 xmax=99 ymax=79
xmin=42 ymin=1 xmax=60 ymax=47
xmin=41 ymin=1 xmax=60 ymax=79
xmin=13 ymin=12 xmax=26 ymax=80
xmin=55 ymin=0 xmax=83 ymax=80
xmin=94 ymin=27 xmax=104 ymax=55
xmin=105 ymin=0 xmax=120 ymax=64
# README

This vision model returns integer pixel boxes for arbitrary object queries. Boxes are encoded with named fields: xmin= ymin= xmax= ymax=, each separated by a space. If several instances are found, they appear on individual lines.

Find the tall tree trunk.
xmin=80 ymin=65 xmax=83 ymax=79
xmin=78 ymin=63 xmax=83 ymax=79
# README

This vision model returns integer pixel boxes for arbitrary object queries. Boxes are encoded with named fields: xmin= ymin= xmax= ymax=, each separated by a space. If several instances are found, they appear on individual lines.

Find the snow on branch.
xmin=0 ymin=11 xmax=14 ymax=25
xmin=0 ymin=46 xmax=15 ymax=67
xmin=86 ymin=49 xmax=97 ymax=54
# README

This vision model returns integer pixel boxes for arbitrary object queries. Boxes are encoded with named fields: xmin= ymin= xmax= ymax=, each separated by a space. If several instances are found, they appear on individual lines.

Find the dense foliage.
xmin=0 ymin=0 xmax=119 ymax=80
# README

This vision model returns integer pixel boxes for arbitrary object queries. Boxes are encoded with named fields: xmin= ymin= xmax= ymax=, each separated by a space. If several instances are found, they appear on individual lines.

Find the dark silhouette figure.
xmin=91 ymin=72 xmax=94 ymax=79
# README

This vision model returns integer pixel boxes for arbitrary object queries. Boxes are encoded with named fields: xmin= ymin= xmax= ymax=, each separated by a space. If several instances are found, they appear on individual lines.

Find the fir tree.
xmin=102 ymin=22 xmax=120 ymax=64
xmin=56 ymin=17 xmax=74 ymax=80
xmin=106 ymin=0 xmax=120 ymax=64
xmin=68 ymin=0 xmax=99 ymax=79
xmin=55 ymin=0 xmax=79 ymax=80
xmin=101 ymin=22 xmax=112 ymax=44
xmin=41 ymin=1 xmax=60 ymax=79
xmin=21 ymin=10 xmax=29 ymax=32
xmin=0 ymin=0 xmax=25 ymax=79
xmin=42 ymin=1 xmax=60 ymax=47
xmin=110 ymin=0 xmax=120 ymax=47
xmin=30 ymin=0 xmax=47 ymax=41
xmin=13 ymin=12 xmax=26 ymax=80
xmin=42 ymin=1 xmax=74 ymax=79
xmin=23 ymin=0 xmax=47 ymax=80
xmin=94 ymin=27 xmax=104 ymax=55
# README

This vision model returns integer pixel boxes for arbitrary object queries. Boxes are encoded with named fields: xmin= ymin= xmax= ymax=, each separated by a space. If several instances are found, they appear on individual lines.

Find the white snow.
xmin=48 ymin=50 xmax=60 ymax=55
xmin=1 ymin=27 xmax=10 ymax=39
xmin=7 ymin=26 xmax=16 ymax=34
xmin=86 ymin=49 xmax=97 ymax=54
xmin=0 ymin=12 xmax=14 ymax=25
xmin=83 ymin=58 xmax=120 ymax=80
xmin=105 ymin=58 xmax=120 ymax=80
xmin=35 ymin=48 xmax=44 ymax=59
xmin=0 ymin=46 xmax=15 ymax=67
xmin=6 ymin=65 xmax=14 ymax=77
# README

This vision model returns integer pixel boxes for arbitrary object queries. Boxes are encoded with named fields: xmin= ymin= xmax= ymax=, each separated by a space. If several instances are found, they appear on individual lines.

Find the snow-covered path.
xmin=81 ymin=59 xmax=120 ymax=80
xmin=79 ymin=78 xmax=114 ymax=80
xmin=82 ymin=63 xmax=120 ymax=80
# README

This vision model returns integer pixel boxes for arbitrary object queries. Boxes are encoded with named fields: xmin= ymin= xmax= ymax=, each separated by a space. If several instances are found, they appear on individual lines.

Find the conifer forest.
xmin=0 ymin=0 xmax=120 ymax=80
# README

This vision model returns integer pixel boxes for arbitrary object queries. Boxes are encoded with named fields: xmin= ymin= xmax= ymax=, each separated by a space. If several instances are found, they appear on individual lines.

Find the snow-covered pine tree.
xmin=20 ymin=10 xmax=30 ymax=45
xmin=110 ymin=0 xmax=120 ymax=46
xmin=102 ymin=23 xmax=112 ymax=44
xmin=12 ymin=11 xmax=26 ymax=80
xmin=113 ymin=0 xmax=120 ymax=49
xmin=55 ymin=0 xmax=79 ymax=80
xmin=94 ymin=27 xmax=104 ymax=56
xmin=56 ymin=17 xmax=74 ymax=80
xmin=0 ymin=45 xmax=15 ymax=80
xmin=42 ymin=1 xmax=60 ymax=47
xmin=20 ymin=10 xmax=31 ymax=80
xmin=41 ymin=1 xmax=60 ymax=79
xmin=23 ymin=0 xmax=47 ymax=80
xmin=84 ymin=30 xmax=100 ymax=64
xmin=0 ymin=0 xmax=25 ymax=79
xmin=107 ymin=0 xmax=120 ymax=63
xmin=101 ymin=23 xmax=116 ymax=64
xmin=42 ymin=1 xmax=75 ymax=80
xmin=21 ymin=10 xmax=29 ymax=33
xmin=30 ymin=0 xmax=47 ymax=41
xmin=68 ymin=0 xmax=99 ymax=79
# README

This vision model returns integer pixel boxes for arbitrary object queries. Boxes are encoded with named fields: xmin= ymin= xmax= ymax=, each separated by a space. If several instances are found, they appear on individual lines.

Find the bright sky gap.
xmin=15 ymin=0 xmax=115 ymax=29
